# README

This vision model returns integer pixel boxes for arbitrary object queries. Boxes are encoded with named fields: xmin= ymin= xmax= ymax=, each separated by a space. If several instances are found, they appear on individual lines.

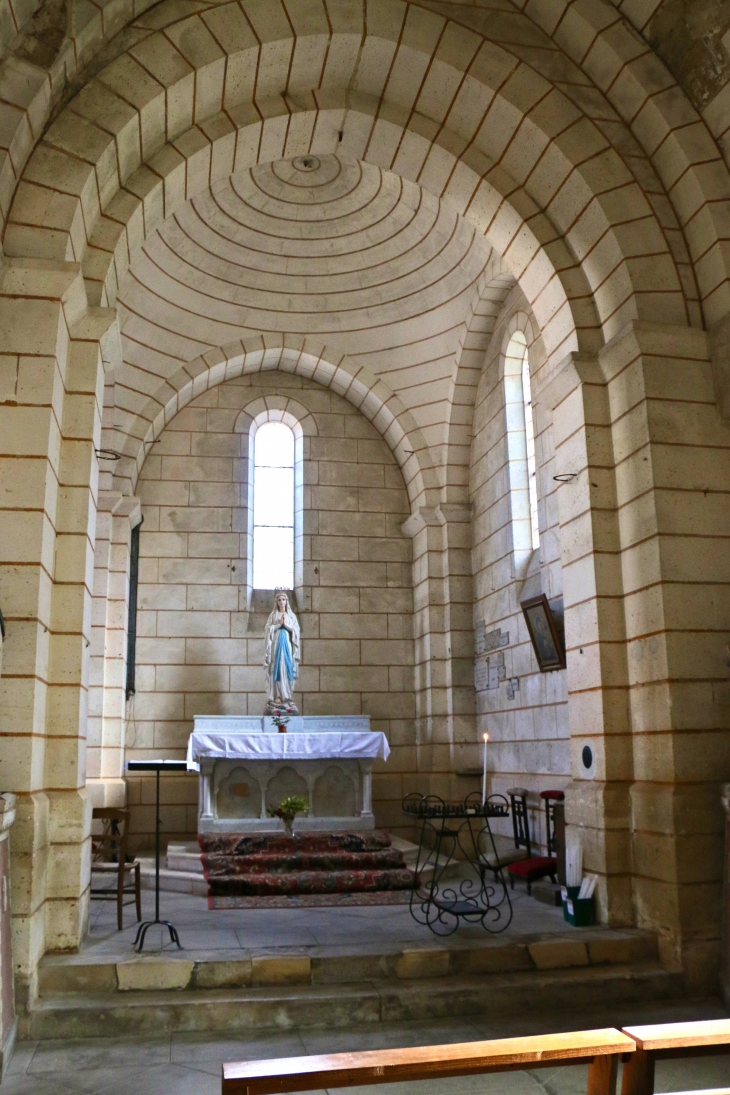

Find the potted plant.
xmin=267 ymin=795 xmax=308 ymax=837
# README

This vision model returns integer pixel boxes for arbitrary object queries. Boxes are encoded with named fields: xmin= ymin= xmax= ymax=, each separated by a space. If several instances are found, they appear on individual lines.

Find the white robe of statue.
xmin=263 ymin=590 xmax=301 ymax=710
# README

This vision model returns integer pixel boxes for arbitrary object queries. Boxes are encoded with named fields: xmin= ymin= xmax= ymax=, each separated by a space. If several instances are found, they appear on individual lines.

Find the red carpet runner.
xmin=199 ymin=829 xmax=415 ymax=897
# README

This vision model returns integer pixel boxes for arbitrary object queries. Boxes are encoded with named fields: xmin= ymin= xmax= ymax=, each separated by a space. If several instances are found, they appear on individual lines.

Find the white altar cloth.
xmin=187 ymin=730 xmax=390 ymax=770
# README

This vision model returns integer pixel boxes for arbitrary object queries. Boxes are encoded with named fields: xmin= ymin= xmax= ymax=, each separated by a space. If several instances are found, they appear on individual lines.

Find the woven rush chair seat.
xmin=91 ymin=807 xmax=141 ymax=930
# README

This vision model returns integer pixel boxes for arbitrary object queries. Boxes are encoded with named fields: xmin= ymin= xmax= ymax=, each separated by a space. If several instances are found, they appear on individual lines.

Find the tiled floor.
xmin=82 ymin=882 xmax=570 ymax=959
xmin=24 ymin=888 xmax=727 ymax=1093
xmin=5 ymin=999 xmax=729 ymax=1094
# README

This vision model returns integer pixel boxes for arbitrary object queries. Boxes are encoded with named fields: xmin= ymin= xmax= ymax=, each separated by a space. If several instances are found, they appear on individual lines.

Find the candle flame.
xmin=483 ymin=733 xmax=489 ymax=742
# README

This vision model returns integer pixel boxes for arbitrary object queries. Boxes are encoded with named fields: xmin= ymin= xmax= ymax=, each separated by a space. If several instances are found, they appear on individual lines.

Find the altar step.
xmin=149 ymin=837 xmax=459 ymax=898
xmin=29 ymin=941 xmax=682 ymax=1039
xmin=200 ymin=830 xmax=417 ymax=897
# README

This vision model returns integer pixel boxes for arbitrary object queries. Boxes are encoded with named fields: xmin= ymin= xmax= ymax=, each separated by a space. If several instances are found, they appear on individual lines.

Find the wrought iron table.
xmin=402 ymin=792 xmax=513 ymax=935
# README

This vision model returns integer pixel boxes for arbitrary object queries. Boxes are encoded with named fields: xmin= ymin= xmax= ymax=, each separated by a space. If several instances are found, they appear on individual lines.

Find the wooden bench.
xmin=223 ymin=1028 xmax=637 ymax=1095
xmin=621 ymin=1018 xmax=730 ymax=1095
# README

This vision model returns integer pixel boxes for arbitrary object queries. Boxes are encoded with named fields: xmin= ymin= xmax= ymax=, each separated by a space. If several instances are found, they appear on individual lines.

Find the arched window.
xmin=520 ymin=344 xmax=540 ymax=551
xmin=504 ymin=330 xmax=540 ymax=568
xmin=253 ymin=421 xmax=294 ymax=589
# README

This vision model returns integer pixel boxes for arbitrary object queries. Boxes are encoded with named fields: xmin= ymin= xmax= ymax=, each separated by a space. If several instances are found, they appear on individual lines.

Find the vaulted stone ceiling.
xmin=115 ymin=154 xmax=508 ymax=451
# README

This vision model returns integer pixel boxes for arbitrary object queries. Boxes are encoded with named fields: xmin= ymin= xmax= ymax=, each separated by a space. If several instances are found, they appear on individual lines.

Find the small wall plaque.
xmin=475 ymin=655 xmax=503 ymax=691
xmin=474 ymin=657 xmax=490 ymax=691
xmin=475 ymin=621 xmax=509 ymax=656
xmin=485 ymin=628 xmax=509 ymax=653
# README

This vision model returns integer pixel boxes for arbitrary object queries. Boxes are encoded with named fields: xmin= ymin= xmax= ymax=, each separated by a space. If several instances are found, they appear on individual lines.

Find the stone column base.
xmin=85 ymin=780 xmax=127 ymax=809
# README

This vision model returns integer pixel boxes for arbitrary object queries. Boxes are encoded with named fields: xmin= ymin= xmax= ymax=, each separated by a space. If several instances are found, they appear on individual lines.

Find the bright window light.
xmin=521 ymin=349 xmax=540 ymax=550
xmin=253 ymin=422 xmax=294 ymax=589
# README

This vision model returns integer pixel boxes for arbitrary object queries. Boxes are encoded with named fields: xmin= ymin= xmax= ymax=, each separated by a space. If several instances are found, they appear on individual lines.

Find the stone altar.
xmin=187 ymin=716 xmax=389 ymax=834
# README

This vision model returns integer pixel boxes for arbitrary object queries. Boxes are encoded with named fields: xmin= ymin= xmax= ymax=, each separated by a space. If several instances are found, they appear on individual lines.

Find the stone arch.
xmin=109 ymin=337 xmax=439 ymax=511
xmin=4 ymin=0 xmax=709 ymax=356
xmin=233 ymin=398 xmax=318 ymax=439
xmin=442 ymin=264 xmax=517 ymax=504
xmin=517 ymin=0 xmax=730 ymax=326
xmin=25 ymin=94 xmax=588 ymax=361
xmin=1 ymin=0 xmax=727 ymax=330
xmin=468 ymin=291 xmax=546 ymax=569
xmin=500 ymin=310 xmax=541 ymax=362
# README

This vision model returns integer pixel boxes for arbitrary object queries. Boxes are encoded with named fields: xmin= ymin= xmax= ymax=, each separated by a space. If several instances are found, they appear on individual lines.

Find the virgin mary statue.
xmin=263 ymin=590 xmax=301 ymax=714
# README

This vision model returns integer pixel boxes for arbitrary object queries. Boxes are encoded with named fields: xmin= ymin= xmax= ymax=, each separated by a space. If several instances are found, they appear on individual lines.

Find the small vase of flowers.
xmin=270 ymin=704 xmax=291 ymax=732
xmin=267 ymin=795 xmax=308 ymax=837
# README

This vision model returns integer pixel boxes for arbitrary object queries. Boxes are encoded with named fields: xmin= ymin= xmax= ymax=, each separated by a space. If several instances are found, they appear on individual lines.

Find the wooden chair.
xmin=222 ymin=1028 xmax=637 ymax=1095
xmin=621 ymin=1018 xmax=730 ymax=1095
xmin=90 ymin=807 xmax=141 ymax=930
xmin=506 ymin=788 xmax=560 ymax=895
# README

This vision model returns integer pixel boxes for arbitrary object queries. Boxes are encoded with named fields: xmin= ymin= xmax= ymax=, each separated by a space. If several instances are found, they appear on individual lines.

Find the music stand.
xmin=126 ymin=759 xmax=190 ymax=951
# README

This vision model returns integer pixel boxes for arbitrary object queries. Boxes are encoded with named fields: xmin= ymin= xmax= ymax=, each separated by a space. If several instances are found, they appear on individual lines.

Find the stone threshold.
xmin=26 ymin=962 xmax=684 ymax=1040
xmin=38 ymin=927 xmax=657 ymax=994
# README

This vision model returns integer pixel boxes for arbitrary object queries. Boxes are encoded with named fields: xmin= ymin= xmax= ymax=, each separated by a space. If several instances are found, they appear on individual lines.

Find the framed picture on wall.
xmin=520 ymin=594 xmax=566 ymax=671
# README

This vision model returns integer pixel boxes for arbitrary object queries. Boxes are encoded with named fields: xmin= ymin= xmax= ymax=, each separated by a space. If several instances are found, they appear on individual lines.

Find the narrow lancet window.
xmin=521 ymin=347 xmax=540 ymax=550
xmin=253 ymin=422 xmax=295 ymax=589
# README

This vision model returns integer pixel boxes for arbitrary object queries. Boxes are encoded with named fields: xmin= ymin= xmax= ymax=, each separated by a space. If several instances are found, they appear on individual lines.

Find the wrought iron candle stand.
xmin=402 ymin=791 xmax=513 ymax=936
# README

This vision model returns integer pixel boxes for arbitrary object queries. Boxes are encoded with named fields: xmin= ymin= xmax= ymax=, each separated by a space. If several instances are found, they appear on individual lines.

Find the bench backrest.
xmin=622 ymin=1018 xmax=730 ymax=1053
xmin=619 ymin=1017 xmax=730 ymax=1095
xmin=222 ymin=1028 xmax=636 ymax=1095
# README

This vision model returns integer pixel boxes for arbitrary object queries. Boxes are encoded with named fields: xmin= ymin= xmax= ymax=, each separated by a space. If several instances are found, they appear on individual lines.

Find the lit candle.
xmin=482 ymin=732 xmax=489 ymax=805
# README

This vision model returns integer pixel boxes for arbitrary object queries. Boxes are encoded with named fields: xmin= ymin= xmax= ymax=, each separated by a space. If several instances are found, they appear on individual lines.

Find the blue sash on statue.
xmin=273 ymin=626 xmax=296 ymax=682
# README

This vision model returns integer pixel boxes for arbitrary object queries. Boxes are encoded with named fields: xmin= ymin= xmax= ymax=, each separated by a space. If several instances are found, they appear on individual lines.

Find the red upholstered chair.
xmin=506 ymin=789 xmax=564 ymax=895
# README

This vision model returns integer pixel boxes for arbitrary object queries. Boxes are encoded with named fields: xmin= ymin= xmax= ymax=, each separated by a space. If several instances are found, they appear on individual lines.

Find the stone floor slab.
xmin=6 ymin=999 xmax=730 ymax=1095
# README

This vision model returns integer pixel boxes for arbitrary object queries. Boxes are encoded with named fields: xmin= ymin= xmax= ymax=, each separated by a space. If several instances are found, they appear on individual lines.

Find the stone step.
xmin=204 ymin=850 xmax=408 ymax=871
xmin=163 ymin=838 xmax=460 ymax=890
xmin=137 ymin=859 xmax=208 ymax=896
xmin=166 ymin=845 xmax=204 ymax=874
xmin=207 ymin=869 xmax=415 ymax=897
xmin=27 ymin=962 xmax=684 ymax=1040
xmin=38 ymin=927 xmax=658 ymax=996
xmin=390 ymin=836 xmax=461 ymax=879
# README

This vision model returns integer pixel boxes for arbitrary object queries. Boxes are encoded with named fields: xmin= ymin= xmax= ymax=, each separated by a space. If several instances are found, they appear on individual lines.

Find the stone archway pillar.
xmin=545 ymin=323 xmax=730 ymax=990
xmin=402 ymin=504 xmax=475 ymax=797
xmin=542 ymin=353 xmax=634 ymax=929
xmin=87 ymin=492 xmax=141 ymax=809
xmin=599 ymin=322 xmax=730 ymax=989
xmin=722 ymin=783 xmax=730 ymax=1008
xmin=0 ymin=258 xmax=113 ymax=1006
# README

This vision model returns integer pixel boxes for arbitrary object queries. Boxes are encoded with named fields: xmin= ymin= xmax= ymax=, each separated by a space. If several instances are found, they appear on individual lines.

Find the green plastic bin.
xmin=561 ymin=885 xmax=594 ymax=927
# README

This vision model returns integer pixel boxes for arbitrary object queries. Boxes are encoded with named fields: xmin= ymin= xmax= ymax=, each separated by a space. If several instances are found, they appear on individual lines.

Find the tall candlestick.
xmin=482 ymin=732 xmax=489 ymax=806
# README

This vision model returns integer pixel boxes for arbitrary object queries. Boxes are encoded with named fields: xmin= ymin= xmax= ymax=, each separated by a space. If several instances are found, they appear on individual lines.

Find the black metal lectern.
xmin=126 ymin=759 xmax=190 ymax=952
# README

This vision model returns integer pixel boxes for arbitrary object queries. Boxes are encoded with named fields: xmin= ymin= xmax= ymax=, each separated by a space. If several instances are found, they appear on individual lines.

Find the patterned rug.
xmin=209 ymin=890 xmax=413 ymax=909
xmin=199 ymin=830 xmax=416 ymax=900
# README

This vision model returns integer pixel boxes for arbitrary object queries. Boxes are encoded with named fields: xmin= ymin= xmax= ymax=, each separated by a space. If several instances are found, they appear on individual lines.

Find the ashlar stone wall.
xmin=127 ymin=370 xmax=415 ymax=849
xmin=470 ymin=290 xmax=568 ymax=854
